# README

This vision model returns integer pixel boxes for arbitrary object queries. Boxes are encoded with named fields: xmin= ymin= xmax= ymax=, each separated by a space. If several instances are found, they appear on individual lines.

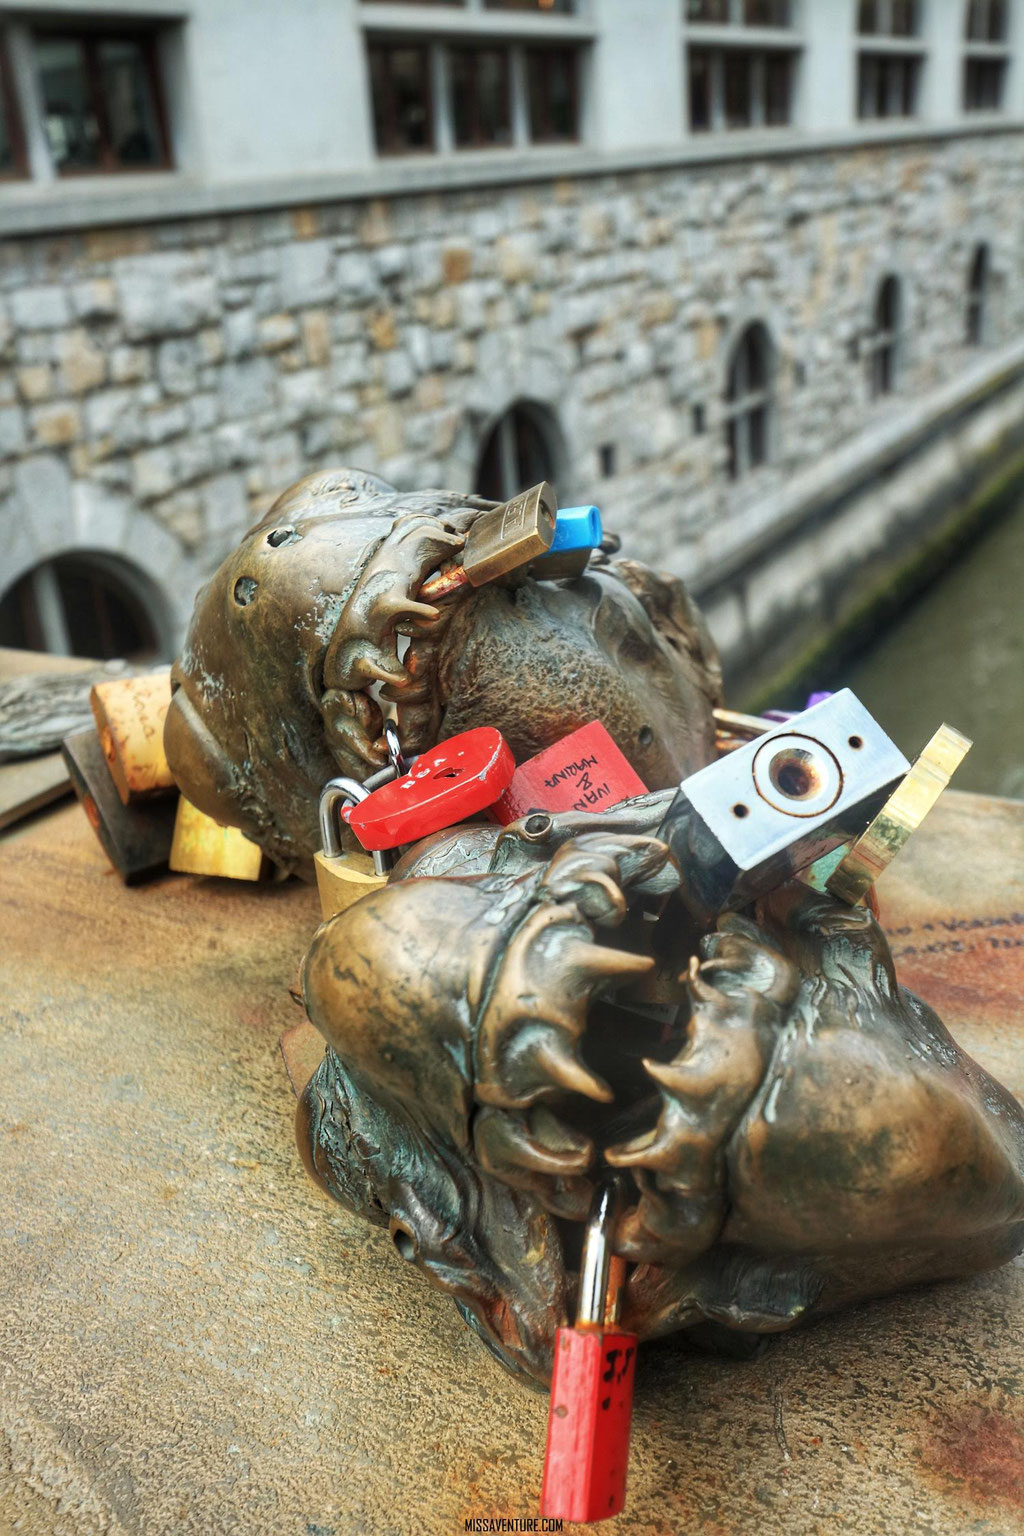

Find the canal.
xmin=833 ymin=502 xmax=1024 ymax=801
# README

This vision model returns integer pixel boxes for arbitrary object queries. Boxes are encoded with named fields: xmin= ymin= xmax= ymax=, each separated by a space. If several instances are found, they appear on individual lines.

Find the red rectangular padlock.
xmin=492 ymin=721 xmax=647 ymax=826
xmin=541 ymin=1182 xmax=637 ymax=1525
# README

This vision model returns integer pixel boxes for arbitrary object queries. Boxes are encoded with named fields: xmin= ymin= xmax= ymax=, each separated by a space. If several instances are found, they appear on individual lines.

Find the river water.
xmin=836 ymin=503 xmax=1024 ymax=800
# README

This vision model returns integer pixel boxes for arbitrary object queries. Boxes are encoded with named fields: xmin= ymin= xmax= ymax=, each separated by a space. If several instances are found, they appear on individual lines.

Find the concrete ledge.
xmin=2 ymin=118 xmax=1024 ymax=239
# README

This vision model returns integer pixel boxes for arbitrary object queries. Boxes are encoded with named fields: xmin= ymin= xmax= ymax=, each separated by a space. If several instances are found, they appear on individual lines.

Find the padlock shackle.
xmin=319 ymin=777 xmax=369 ymax=858
xmin=577 ymin=1179 xmax=626 ymax=1329
xmin=319 ymin=775 xmax=395 ymax=876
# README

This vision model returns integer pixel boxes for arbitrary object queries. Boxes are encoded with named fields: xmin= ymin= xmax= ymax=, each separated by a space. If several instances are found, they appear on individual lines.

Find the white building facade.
xmin=1 ymin=0 xmax=1023 ymax=690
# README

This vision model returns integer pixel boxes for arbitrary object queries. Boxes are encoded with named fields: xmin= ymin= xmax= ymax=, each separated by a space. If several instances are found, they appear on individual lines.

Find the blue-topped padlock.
xmin=532 ymin=504 xmax=603 ymax=581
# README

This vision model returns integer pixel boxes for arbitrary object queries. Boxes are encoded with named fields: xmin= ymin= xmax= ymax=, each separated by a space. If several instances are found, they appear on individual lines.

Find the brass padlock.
xmin=169 ymin=795 xmax=265 ymax=880
xmin=826 ymin=723 xmax=972 ymax=905
xmin=314 ymin=777 xmax=391 ymax=920
xmin=419 ymin=483 xmax=556 ymax=599
xmin=62 ymin=727 xmax=176 ymax=883
xmin=90 ymin=672 xmax=174 ymax=805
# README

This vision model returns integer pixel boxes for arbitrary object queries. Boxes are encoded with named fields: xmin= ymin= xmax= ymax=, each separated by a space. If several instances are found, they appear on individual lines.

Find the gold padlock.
xmin=91 ymin=672 xmax=174 ymax=805
xmin=419 ymin=483 xmax=556 ymax=599
xmin=314 ymin=777 xmax=389 ymax=920
xmin=169 ymin=795 xmax=265 ymax=880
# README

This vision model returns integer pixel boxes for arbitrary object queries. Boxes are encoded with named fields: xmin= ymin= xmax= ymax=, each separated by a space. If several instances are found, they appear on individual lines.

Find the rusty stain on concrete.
xmin=920 ymin=1403 xmax=1024 ymax=1510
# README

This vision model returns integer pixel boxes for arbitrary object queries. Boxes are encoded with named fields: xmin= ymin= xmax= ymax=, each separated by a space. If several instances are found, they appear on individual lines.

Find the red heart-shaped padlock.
xmin=343 ymin=727 xmax=515 ymax=851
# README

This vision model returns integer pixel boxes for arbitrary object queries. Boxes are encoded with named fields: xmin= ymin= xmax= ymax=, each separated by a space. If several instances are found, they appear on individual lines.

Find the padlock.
xmin=344 ymin=727 xmax=515 ymax=851
xmin=314 ymin=776 xmax=391 ymax=921
xmin=541 ymin=1180 xmax=637 ymax=1524
xmin=418 ymin=483 xmax=556 ymax=600
xmin=659 ymin=689 xmax=910 ymax=925
xmin=532 ymin=504 xmax=603 ymax=581
xmin=169 ymin=795 xmax=265 ymax=880
xmin=826 ymin=722 xmax=971 ymax=905
xmin=61 ymin=727 xmax=177 ymax=883
xmin=492 ymin=721 xmax=647 ymax=825
xmin=90 ymin=672 xmax=174 ymax=805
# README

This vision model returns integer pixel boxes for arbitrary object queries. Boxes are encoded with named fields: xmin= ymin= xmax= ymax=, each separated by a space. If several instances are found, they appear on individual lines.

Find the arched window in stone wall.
xmin=475 ymin=399 xmax=562 ymax=501
xmin=724 ymin=321 xmax=774 ymax=480
xmin=966 ymin=243 xmax=991 ymax=345
xmin=867 ymin=274 xmax=903 ymax=398
xmin=0 ymin=553 xmax=164 ymax=661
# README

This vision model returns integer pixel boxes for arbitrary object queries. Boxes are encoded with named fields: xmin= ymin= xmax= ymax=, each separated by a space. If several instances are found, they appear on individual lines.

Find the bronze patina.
xmin=164 ymin=469 xmax=722 ymax=872
xmin=298 ymin=799 xmax=1024 ymax=1384
xmin=164 ymin=468 xmax=1024 ymax=1388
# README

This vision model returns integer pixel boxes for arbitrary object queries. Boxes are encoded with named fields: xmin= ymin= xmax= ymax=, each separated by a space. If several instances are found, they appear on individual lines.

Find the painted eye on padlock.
xmin=233 ymin=576 xmax=258 ymax=607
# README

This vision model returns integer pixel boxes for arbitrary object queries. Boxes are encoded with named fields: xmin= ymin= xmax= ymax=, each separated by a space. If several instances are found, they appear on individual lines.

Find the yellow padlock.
xmin=314 ymin=777 xmax=389 ymax=920
xmin=169 ymin=795 xmax=265 ymax=880
xmin=91 ymin=672 xmax=174 ymax=805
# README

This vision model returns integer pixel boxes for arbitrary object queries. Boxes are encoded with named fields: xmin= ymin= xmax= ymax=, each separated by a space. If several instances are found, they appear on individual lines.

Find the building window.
xmin=724 ymin=322 xmax=773 ymax=480
xmin=857 ymin=54 xmax=920 ymax=117
xmin=867 ymin=275 xmax=902 ymax=398
xmin=0 ymin=39 xmax=27 ymax=178
xmin=366 ymin=35 xmax=582 ymax=154
xmin=686 ymin=0 xmax=797 ymax=132
xmin=368 ymin=42 xmax=433 ymax=153
xmin=484 ymin=1 xmax=576 ymax=11
xmin=451 ymin=47 xmax=512 ymax=147
xmin=966 ymin=0 xmax=1007 ymax=38
xmin=475 ymin=401 xmax=560 ymax=501
xmin=966 ymin=243 xmax=990 ymax=345
xmin=964 ymin=0 xmax=1009 ymax=110
xmin=525 ymin=46 xmax=579 ymax=142
xmin=857 ymin=0 xmax=923 ymax=118
xmin=687 ymin=0 xmax=791 ymax=20
xmin=858 ymin=0 xmax=918 ymax=34
xmin=0 ymin=555 xmax=162 ymax=662
xmin=34 ymin=31 xmax=171 ymax=174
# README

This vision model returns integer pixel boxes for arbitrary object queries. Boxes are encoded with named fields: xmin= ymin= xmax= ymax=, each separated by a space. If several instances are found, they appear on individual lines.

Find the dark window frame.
xmin=964 ymin=54 xmax=1007 ymax=110
xmin=856 ymin=49 xmax=922 ymax=118
xmin=858 ymin=0 xmax=919 ymax=36
xmin=367 ymin=37 xmax=435 ymax=155
xmin=966 ymin=243 xmax=991 ymax=345
xmin=867 ymin=274 xmax=903 ymax=399
xmin=483 ymin=0 xmax=576 ymax=12
xmin=688 ymin=43 xmax=797 ymax=131
xmin=724 ymin=321 xmax=774 ymax=481
xmin=449 ymin=43 xmax=513 ymax=149
xmin=965 ymin=0 xmax=1008 ymax=40
xmin=687 ymin=0 xmax=792 ymax=24
xmin=475 ymin=399 xmax=561 ymax=502
xmin=0 ymin=36 xmax=29 ymax=179
xmin=525 ymin=44 xmax=580 ymax=144
xmin=33 ymin=26 xmax=173 ymax=177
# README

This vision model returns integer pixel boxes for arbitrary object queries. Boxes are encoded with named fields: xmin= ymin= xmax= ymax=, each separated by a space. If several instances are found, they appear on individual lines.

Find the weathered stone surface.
xmin=31 ymin=404 xmax=81 ymax=447
xmin=0 ymin=405 xmax=26 ymax=458
xmin=116 ymin=255 xmax=219 ymax=340
xmin=70 ymin=278 xmax=118 ymax=320
xmin=0 ymin=132 xmax=1022 ymax=677
xmin=57 ymin=329 xmax=106 ymax=395
xmin=10 ymin=285 xmax=70 ymax=330
xmin=13 ymin=452 xmax=73 ymax=554
xmin=278 ymin=238 xmax=335 ymax=308
xmin=132 ymin=445 xmax=176 ymax=502
xmin=156 ymin=337 xmax=200 ymax=397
